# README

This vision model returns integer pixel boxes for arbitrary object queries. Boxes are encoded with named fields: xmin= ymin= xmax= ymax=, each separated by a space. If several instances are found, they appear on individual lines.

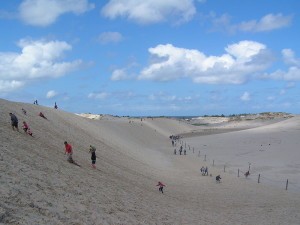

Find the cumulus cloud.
xmin=136 ymin=40 xmax=271 ymax=84
xmin=101 ymin=0 xmax=196 ymax=25
xmin=240 ymin=92 xmax=251 ymax=101
xmin=19 ymin=0 xmax=94 ymax=26
xmin=46 ymin=90 xmax=58 ymax=98
xmin=98 ymin=32 xmax=123 ymax=44
xmin=0 ymin=39 xmax=83 ymax=92
xmin=209 ymin=13 xmax=292 ymax=34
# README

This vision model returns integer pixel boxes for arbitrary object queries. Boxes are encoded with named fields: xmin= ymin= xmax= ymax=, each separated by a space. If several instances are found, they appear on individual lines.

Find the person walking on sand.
xmin=156 ymin=181 xmax=165 ymax=194
xmin=89 ymin=145 xmax=97 ymax=169
xmin=9 ymin=113 xmax=19 ymax=131
xmin=64 ymin=141 xmax=73 ymax=163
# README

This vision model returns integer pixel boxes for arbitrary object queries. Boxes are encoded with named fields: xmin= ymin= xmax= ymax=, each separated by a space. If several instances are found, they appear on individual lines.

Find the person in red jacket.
xmin=64 ymin=141 xmax=73 ymax=163
xmin=156 ymin=181 xmax=165 ymax=193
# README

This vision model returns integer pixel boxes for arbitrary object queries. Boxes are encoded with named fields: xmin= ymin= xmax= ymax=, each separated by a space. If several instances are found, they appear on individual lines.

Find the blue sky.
xmin=0 ymin=0 xmax=300 ymax=116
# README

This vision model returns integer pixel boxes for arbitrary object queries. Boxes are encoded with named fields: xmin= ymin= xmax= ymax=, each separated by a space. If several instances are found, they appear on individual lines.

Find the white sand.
xmin=1 ymin=98 xmax=300 ymax=225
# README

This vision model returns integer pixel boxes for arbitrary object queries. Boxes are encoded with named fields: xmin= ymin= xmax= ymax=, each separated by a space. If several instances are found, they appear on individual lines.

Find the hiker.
xmin=39 ymin=112 xmax=47 ymax=119
xmin=244 ymin=171 xmax=250 ymax=178
xmin=54 ymin=102 xmax=58 ymax=109
xmin=21 ymin=108 xmax=27 ymax=115
xmin=156 ymin=181 xmax=165 ymax=193
xmin=9 ymin=113 xmax=19 ymax=131
xmin=184 ymin=149 xmax=186 ymax=155
xmin=89 ymin=145 xmax=97 ymax=169
xmin=64 ymin=141 xmax=73 ymax=163
xmin=216 ymin=175 xmax=221 ymax=183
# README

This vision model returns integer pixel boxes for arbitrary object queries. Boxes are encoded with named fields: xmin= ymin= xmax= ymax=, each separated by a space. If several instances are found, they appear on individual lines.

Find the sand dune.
xmin=1 ymin=98 xmax=300 ymax=225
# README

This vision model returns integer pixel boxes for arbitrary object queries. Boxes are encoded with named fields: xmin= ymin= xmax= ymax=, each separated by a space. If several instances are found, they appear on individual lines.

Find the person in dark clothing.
xmin=216 ymin=175 xmax=221 ymax=183
xmin=89 ymin=145 xmax=97 ymax=169
xmin=54 ymin=102 xmax=58 ymax=109
xmin=9 ymin=113 xmax=19 ymax=131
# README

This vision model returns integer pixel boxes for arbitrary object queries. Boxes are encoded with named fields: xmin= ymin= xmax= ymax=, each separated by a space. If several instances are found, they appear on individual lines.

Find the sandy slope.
xmin=1 ymin=98 xmax=300 ymax=225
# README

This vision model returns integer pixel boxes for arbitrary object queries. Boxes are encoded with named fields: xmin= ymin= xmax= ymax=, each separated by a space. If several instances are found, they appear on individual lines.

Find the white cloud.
xmin=239 ymin=13 xmax=292 ymax=32
xmin=0 ymin=39 xmax=83 ymax=92
xmin=110 ymin=69 xmax=131 ymax=81
xmin=0 ymin=80 xmax=24 ymax=92
xmin=101 ymin=0 xmax=196 ymax=25
xmin=19 ymin=0 xmax=94 ymax=26
xmin=282 ymin=49 xmax=300 ymax=67
xmin=264 ymin=67 xmax=300 ymax=81
xmin=98 ymin=32 xmax=123 ymax=44
xmin=240 ymin=92 xmax=251 ymax=101
xmin=46 ymin=90 xmax=58 ymax=99
xmin=137 ymin=41 xmax=271 ymax=84
xmin=88 ymin=92 xmax=109 ymax=100
xmin=209 ymin=13 xmax=292 ymax=34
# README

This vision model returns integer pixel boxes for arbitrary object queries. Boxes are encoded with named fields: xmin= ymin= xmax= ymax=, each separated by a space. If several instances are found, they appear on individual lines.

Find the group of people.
xmin=63 ymin=141 xmax=97 ymax=169
xmin=174 ymin=145 xmax=187 ymax=155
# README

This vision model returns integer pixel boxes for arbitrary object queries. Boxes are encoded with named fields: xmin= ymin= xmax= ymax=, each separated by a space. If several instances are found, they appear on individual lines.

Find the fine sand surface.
xmin=1 ymin=98 xmax=300 ymax=225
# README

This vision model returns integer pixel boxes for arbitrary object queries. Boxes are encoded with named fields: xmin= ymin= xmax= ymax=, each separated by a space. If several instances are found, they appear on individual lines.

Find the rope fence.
xmin=171 ymin=138 xmax=300 ymax=192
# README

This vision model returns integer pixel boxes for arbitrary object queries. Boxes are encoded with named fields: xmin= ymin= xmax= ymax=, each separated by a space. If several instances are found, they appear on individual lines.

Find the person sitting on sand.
xmin=216 ymin=175 xmax=221 ymax=183
xmin=89 ymin=145 xmax=97 ymax=169
xmin=39 ymin=112 xmax=47 ymax=119
xmin=64 ymin=141 xmax=73 ymax=163
xmin=156 ymin=181 xmax=165 ymax=194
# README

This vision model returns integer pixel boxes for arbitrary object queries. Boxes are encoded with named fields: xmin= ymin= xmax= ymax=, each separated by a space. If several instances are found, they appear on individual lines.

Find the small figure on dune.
xmin=244 ymin=171 xmax=250 ymax=178
xmin=21 ymin=108 xmax=27 ymax=115
xmin=33 ymin=100 xmax=38 ymax=105
xmin=89 ymin=145 xmax=97 ymax=169
xmin=156 ymin=181 xmax=165 ymax=194
xmin=200 ymin=166 xmax=205 ymax=173
xmin=174 ymin=149 xmax=177 ymax=155
xmin=54 ymin=102 xmax=58 ymax=109
xmin=39 ymin=112 xmax=47 ymax=119
xmin=64 ymin=141 xmax=73 ymax=163
xmin=216 ymin=175 xmax=221 ymax=183
xmin=9 ymin=113 xmax=19 ymax=131
xmin=22 ymin=121 xmax=33 ymax=136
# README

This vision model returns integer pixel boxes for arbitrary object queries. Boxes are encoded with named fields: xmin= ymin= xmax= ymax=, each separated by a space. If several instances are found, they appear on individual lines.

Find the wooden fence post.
xmin=286 ymin=179 xmax=288 ymax=190
xmin=213 ymin=160 xmax=214 ymax=167
xmin=258 ymin=174 xmax=260 ymax=183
